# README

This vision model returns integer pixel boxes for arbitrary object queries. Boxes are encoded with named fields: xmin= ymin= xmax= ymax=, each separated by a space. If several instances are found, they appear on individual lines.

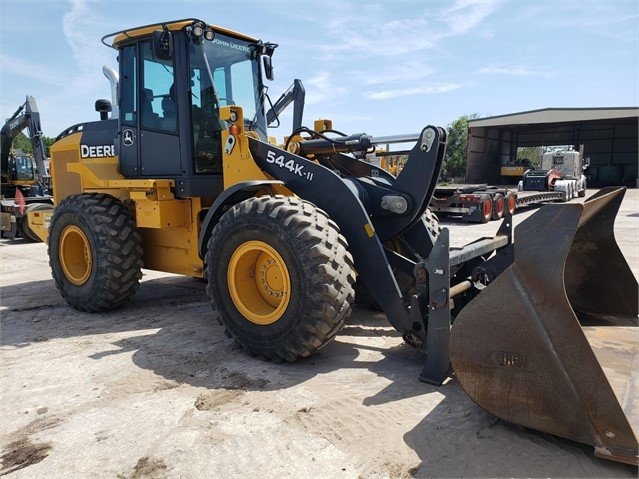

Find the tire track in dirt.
xmin=121 ymin=456 xmax=169 ymax=479
xmin=284 ymin=394 xmax=425 ymax=476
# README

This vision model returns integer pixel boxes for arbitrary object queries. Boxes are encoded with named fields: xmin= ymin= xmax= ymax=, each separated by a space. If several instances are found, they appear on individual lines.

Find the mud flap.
xmin=449 ymin=187 xmax=638 ymax=465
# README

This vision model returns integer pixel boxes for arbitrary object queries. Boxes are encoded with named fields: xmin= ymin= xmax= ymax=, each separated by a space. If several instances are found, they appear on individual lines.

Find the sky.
xmin=1 ymin=0 xmax=637 ymax=140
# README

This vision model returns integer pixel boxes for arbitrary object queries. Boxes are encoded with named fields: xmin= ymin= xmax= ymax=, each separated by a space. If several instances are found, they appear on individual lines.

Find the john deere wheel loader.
xmin=30 ymin=19 xmax=637 ymax=465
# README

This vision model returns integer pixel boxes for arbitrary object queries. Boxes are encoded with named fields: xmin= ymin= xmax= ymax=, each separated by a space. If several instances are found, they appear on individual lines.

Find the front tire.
xmin=49 ymin=193 xmax=143 ymax=312
xmin=205 ymin=196 xmax=355 ymax=362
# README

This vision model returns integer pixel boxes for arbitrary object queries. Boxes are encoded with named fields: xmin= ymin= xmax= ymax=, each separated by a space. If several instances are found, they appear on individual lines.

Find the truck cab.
xmin=521 ymin=145 xmax=588 ymax=199
xmin=540 ymin=146 xmax=588 ymax=180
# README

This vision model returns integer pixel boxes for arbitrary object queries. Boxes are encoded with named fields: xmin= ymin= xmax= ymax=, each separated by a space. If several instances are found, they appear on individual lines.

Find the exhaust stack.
xmin=102 ymin=65 xmax=119 ymax=119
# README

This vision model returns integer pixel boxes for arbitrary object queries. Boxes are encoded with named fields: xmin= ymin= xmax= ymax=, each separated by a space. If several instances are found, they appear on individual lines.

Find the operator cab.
xmin=109 ymin=19 xmax=275 ymax=197
xmin=10 ymin=153 xmax=37 ymax=182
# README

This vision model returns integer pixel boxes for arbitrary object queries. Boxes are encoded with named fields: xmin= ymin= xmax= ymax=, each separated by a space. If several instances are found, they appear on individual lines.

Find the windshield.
xmin=189 ymin=33 xmax=267 ymax=139
xmin=14 ymin=155 xmax=35 ymax=181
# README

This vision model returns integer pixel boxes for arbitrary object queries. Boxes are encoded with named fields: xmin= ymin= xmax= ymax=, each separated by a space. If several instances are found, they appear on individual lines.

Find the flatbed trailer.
xmin=430 ymin=184 xmax=566 ymax=223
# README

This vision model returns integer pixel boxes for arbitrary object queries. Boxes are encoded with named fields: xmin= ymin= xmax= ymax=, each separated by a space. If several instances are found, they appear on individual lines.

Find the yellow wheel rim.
xmin=59 ymin=225 xmax=92 ymax=285
xmin=227 ymin=240 xmax=291 ymax=325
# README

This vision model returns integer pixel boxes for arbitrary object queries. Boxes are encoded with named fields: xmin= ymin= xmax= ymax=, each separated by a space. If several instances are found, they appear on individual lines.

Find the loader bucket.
xmin=449 ymin=187 xmax=638 ymax=465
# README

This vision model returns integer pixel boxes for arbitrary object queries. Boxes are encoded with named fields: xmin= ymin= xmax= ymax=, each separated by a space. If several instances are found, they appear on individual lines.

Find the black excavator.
xmin=1 ymin=95 xmax=53 ymax=240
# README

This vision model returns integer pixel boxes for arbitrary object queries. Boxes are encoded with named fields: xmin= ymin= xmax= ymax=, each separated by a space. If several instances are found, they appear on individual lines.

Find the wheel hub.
xmin=228 ymin=240 xmax=291 ymax=325
xmin=59 ymin=225 xmax=92 ymax=285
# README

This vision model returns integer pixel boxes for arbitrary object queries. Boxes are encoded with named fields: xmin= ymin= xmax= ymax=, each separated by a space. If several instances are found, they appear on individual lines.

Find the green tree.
xmin=11 ymin=131 xmax=32 ymax=153
xmin=7 ymin=131 xmax=55 ymax=157
xmin=516 ymin=146 xmax=541 ymax=167
xmin=442 ymin=113 xmax=479 ymax=180
xmin=43 ymin=136 xmax=55 ymax=157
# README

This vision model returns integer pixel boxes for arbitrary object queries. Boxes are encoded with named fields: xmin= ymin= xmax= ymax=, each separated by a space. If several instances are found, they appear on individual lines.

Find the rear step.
xmin=449 ymin=187 xmax=638 ymax=465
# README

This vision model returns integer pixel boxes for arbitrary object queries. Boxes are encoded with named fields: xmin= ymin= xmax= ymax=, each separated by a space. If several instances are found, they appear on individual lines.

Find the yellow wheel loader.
xmin=30 ymin=19 xmax=637 ymax=465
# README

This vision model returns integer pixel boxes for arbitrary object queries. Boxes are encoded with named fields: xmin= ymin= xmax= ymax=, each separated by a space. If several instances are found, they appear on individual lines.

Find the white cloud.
xmin=359 ymin=62 xmax=436 ymax=86
xmin=62 ymin=0 xmax=118 ymax=96
xmin=478 ymin=65 xmax=552 ymax=77
xmin=442 ymin=0 xmax=500 ymax=35
xmin=317 ymin=1 xmax=500 ymax=59
xmin=364 ymin=83 xmax=461 ymax=100
xmin=0 ymin=53 xmax=66 ymax=87
xmin=325 ymin=16 xmax=436 ymax=58
xmin=305 ymin=72 xmax=348 ymax=105
xmin=515 ymin=3 xmax=637 ymax=42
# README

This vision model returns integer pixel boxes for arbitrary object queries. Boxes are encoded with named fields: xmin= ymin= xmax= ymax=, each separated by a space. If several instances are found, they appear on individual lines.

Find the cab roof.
xmin=102 ymin=18 xmax=259 ymax=48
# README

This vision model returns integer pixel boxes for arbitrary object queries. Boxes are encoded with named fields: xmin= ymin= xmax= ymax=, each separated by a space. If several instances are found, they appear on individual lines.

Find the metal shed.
xmin=466 ymin=107 xmax=638 ymax=186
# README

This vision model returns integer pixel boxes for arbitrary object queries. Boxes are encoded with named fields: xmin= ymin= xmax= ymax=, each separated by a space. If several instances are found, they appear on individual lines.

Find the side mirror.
xmin=261 ymin=55 xmax=274 ymax=81
xmin=152 ymin=30 xmax=174 ymax=60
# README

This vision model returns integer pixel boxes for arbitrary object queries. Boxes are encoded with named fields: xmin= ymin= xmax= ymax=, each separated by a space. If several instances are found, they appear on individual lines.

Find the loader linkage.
xmin=251 ymin=128 xmax=638 ymax=464
xmin=249 ymin=126 xmax=515 ymax=384
xmin=414 ymin=215 xmax=513 ymax=384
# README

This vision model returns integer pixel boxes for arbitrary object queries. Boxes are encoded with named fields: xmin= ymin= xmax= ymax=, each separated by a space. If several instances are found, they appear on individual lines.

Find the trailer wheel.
xmin=504 ymin=192 xmax=516 ymax=215
xmin=49 ymin=193 xmax=143 ymax=312
xmin=206 ymin=196 xmax=355 ymax=362
xmin=491 ymin=193 xmax=505 ymax=220
xmin=479 ymin=195 xmax=492 ymax=223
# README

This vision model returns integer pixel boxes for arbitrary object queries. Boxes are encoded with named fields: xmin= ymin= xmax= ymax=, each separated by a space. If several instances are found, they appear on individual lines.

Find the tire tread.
xmin=205 ymin=195 xmax=355 ymax=362
xmin=49 ymin=193 xmax=143 ymax=312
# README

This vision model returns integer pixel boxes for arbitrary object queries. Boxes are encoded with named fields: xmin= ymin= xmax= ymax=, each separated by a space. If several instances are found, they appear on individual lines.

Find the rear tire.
xmin=206 ymin=196 xmax=355 ymax=362
xmin=578 ymin=180 xmax=586 ymax=198
xmin=49 ymin=193 xmax=143 ymax=312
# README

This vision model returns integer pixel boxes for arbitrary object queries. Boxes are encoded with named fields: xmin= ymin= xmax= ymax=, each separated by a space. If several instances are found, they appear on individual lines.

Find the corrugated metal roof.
xmin=468 ymin=107 xmax=639 ymax=127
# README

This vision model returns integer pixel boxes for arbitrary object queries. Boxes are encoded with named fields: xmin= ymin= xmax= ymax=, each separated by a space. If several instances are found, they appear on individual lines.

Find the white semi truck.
xmin=519 ymin=145 xmax=589 ymax=200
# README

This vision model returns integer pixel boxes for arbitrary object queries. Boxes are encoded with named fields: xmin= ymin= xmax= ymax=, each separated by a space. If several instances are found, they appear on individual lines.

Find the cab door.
xmin=118 ymin=41 xmax=181 ymax=177
xmin=138 ymin=40 xmax=181 ymax=176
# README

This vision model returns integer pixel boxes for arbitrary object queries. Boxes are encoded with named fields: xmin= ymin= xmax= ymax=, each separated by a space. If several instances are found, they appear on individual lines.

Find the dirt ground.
xmin=1 ymin=190 xmax=637 ymax=479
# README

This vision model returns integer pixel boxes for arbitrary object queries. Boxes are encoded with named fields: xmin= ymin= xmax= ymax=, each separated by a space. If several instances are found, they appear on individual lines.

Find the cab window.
xmin=140 ymin=41 xmax=177 ymax=132
xmin=119 ymin=45 xmax=137 ymax=125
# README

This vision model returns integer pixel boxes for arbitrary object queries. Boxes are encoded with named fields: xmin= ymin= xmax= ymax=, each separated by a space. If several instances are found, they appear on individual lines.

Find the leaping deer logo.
xmin=123 ymin=129 xmax=134 ymax=147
